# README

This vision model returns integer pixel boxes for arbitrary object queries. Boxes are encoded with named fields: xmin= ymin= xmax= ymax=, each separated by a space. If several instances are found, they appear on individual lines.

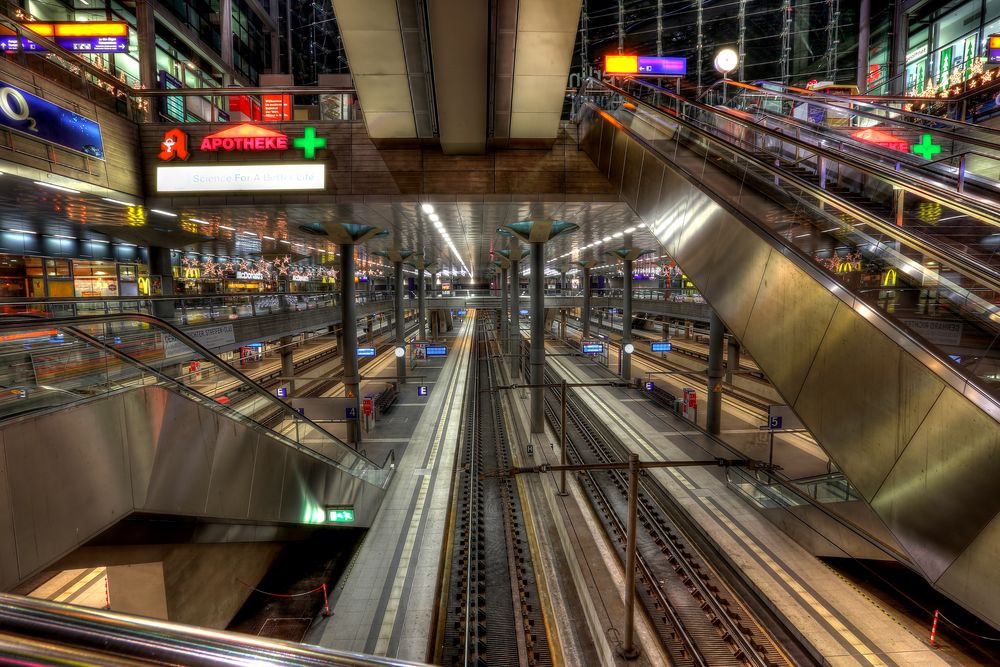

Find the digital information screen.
xmin=582 ymin=342 xmax=605 ymax=354
xmin=357 ymin=347 xmax=376 ymax=357
xmin=425 ymin=346 xmax=448 ymax=357
xmin=605 ymin=55 xmax=687 ymax=76
xmin=651 ymin=341 xmax=673 ymax=352
xmin=0 ymin=22 xmax=129 ymax=53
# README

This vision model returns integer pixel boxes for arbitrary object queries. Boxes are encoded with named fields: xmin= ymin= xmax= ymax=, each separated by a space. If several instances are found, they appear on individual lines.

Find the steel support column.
xmin=622 ymin=258 xmax=633 ymax=381
xmin=510 ymin=259 xmax=520 ymax=379
xmin=341 ymin=246 xmax=360 ymax=444
xmin=727 ymin=336 xmax=741 ymax=384
xmin=280 ymin=335 xmax=295 ymax=397
xmin=706 ymin=310 xmax=724 ymax=435
xmin=394 ymin=261 xmax=406 ymax=383
xmin=581 ymin=267 xmax=592 ymax=341
xmin=418 ymin=267 xmax=426 ymax=342
xmin=530 ymin=243 xmax=545 ymax=433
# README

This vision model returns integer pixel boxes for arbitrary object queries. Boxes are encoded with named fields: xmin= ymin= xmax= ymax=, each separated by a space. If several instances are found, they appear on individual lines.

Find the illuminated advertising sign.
xmin=650 ymin=341 xmax=673 ymax=352
xmin=262 ymin=94 xmax=292 ymax=121
xmin=989 ymin=35 xmax=1000 ymax=64
xmin=200 ymin=123 xmax=288 ymax=151
xmin=851 ymin=128 xmax=909 ymax=153
xmin=0 ymin=22 xmax=129 ymax=53
xmin=0 ymin=80 xmax=104 ymax=158
xmin=156 ymin=164 xmax=326 ymax=192
xmin=158 ymin=128 xmax=190 ymax=161
xmin=582 ymin=341 xmax=605 ymax=354
xmin=605 ymin=55 xmax=687 ymax=76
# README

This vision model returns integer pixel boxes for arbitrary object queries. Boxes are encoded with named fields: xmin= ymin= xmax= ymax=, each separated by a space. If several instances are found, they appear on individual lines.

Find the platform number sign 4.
xmin=768 ymin=416 xmax=782 ymax=430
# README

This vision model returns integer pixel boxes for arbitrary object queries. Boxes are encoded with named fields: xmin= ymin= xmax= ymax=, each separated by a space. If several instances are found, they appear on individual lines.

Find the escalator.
xmin=576 ymin=77 xmax=1000 ymax=628
xmin=0 ymin=314 xmax=394 ymax=593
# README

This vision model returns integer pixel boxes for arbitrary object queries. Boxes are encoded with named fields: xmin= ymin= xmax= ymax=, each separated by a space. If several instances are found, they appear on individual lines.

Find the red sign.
xmin=198 ymin=124 xmax=288 ymax=152
xmin=362 ymin=397 xmax=374 ymax=416
xmin=851 ymin=128 xmax=909 ymax=153
xmin=262 ymin=94 xmax=292 ymax=121
xmin=158 ymin=128 xmax=190 ymax=161
xmin=230 ymin=95 xmax=261 ymax=121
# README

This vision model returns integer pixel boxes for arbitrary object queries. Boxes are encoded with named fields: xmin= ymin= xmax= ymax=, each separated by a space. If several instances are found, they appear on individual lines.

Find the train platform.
xmin=542 ymin=348 xmax=946 ymax=666
xmin=312 ymin=315 xmax=475 ymax=661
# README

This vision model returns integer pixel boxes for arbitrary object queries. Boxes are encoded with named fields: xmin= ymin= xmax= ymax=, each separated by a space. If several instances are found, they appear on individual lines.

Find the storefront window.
xmin=73 ymin=260 xmax=119 ymax=297
xmin=0 ymin=256 xmax=26 ymax=298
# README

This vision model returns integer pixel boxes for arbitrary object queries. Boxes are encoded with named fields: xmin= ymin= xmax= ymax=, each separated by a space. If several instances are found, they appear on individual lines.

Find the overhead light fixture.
xmin=51 ymin=234 xmax=77 ymax=240
xmin=714 ymin=47 xmax=739 ymax=76
xmin=243 ymin=231 xmax=257 ymax=236
xmin=34 ymin=181 xmax=80 ymax=194
xmin=429 ymin=213 xmax=440 ymax=222
xmin=218 ymin=225 xmax=236 ymax=231
xmin=150 ymin=209 xmax=177 ymax=217
xmin=624 ymin=227 xmax=636 ymax=233
xmin=102 ymin=198 xmax=132 ymax=206
xmin=421 ymin=203 xmax=434 ymax=214
xmin=88 ymin=239 xmax=109 ymax=244
xmin=7 ymin=228 xmax=36 ymax=234
xmin=188 ymin=218 xmax=211 ymax=225
xmin=263 ymin=235 xmax=275 ymax=240
xmin=279 ymin=239 xmax=291 ymax=244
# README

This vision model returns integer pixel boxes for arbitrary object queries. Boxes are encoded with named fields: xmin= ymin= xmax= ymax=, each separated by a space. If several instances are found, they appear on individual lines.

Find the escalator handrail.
xmin=584 ymin=77 xmax=1000 ymax=297
xmin=0 ymin=593 xmax=425 ymax=667
xmin=750 ymin=79 xmax=1000 ymax=141
xmin=573 ymin=87 xmax=1000 ymax=425
xmin=0 ymin=313 xmax=387 ymax=474
xmin=624 ymin=77 xmax=1000 ymax=223
xmin=701 ymin=78 xmax=1000 ymax=149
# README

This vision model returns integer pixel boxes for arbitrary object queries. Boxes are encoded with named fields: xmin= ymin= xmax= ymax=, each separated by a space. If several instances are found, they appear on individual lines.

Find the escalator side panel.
xmin=0 ymin=386 xmax=384 ymax=591
xmin=580 ymin=107 xmax=1000 ymax=628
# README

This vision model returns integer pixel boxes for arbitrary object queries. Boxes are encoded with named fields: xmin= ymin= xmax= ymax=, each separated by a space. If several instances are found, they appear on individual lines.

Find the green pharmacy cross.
xmin=294 ymin=127 xmax=327 ymax=159
xmin=912 ymin=134 xmax=941 ymax=160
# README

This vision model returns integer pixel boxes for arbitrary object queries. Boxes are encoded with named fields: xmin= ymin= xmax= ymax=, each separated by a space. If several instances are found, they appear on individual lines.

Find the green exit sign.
xmin=327 ymin=508 xmax=355 ymax=523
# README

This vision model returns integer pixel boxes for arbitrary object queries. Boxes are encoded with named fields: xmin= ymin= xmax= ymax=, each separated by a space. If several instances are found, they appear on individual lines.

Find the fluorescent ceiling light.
xmin=243 ymin=231 xmax=257 ymax=236
xmin=51 ymin=234 xmax=76 ymax=240
xmin=625 ymin=227 xmax=636 ymax=233
xmin=421 ymin=203 xmax=434 ymax=214
xmin=429 ymin=213 xmax=440 ymax=222
xmin=35 ymin=181 xmax=79 ymax=194
xmin=188 ymin=218 xmax=211 ymax=225
xmin=150 ymin=209 xmax=177 ymax=217
xmin=218 ymin=225 xmax=235 ymax=231
xmin=102 ymin=198 xmax=132 ymax=206
xmin=263 ymin=235 xmax=275 ymax=240
xmin=7 ymin=228 xmax=36 ymax=234
xmin=279 ymin=239 xmax=291 ymax=244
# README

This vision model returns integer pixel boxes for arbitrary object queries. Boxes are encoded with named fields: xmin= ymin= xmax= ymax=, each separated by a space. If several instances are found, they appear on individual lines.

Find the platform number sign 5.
xmin=0 ymin=87 xmax=36 ymax=131
xmin=768 ymin=416 xmax=782 ymax=430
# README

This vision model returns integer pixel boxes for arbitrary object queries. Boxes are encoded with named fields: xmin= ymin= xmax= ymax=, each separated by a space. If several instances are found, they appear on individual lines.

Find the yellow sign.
xmin=138 ymin=275 xmax=150 ymax=295
xmin=882 ymin=269 xmax=897 ymax=287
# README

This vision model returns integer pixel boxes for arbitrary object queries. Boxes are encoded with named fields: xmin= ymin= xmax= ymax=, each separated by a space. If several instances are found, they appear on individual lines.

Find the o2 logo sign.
xmin=0 ymin=79 xmax=105 ymax=159
xmin=0 ymin=86 xmax=37 ymax=132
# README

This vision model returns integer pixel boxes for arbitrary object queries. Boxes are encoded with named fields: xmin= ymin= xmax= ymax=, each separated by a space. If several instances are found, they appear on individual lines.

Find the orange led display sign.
xmin=0 ymin=22 xmax=129 ymax=52
xmin=605 ymin=55 xmax=639 ymax=74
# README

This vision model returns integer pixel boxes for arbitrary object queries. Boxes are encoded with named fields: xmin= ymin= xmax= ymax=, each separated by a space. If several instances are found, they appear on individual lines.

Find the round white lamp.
xmin=623 ymin=342 xmax=635 ymax=355
xmin=714 ymin=48 xmax=739 ymax=77
xmin=394 ymin=346 xmax=405 ymax=358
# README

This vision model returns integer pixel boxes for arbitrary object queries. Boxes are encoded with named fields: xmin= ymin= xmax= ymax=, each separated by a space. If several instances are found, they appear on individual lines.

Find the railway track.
xmin=440 ymin=312 xmax=552 ymax=666
xmin=541 ymin=362 xmax=808 ymax=666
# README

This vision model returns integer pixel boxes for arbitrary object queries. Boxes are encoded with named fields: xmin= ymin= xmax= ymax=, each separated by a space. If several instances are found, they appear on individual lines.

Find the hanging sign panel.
xmin=0 ymin=22 xmax=129 ymax=53
xmin=605 ymin=55 xmax=687 ymax=76
xmin=0 ymin=80 xmax=104 ymax=158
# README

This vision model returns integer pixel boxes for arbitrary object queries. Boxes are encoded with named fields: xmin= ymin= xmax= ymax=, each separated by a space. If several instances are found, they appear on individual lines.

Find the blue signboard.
xmin=346 ymin=406 xmax=358 ymax=420
xmin=0 ymin=80 xmax=104 ymax=158
xmin=636 ymin=56 xmax=687 ymax=76
xmin=519 ymin=309 xmax=529 ymax=315
xmin=159 ymin=71 xmax=185 ymax=123
xmin=0 ymin=34 xmax=128 ymax=53
xmin=651 ymin=341 xmax=673 ymax=353
xmin=417 ymin=385 xmax=428 ymax=397
xmin=276 ymin=387 xmax=288 ymax=398
xmin=582 ymin=342 xmax=605 ymax=354
xmin=425 ymin=346 xmax=448 ymax=357
xmin=357 ymin=347 xmax=376 ymax=357
xmin=645 ymin=381 xmax=655 ymax=391
xmin=768 ymin=416 xmax=782 ymax=429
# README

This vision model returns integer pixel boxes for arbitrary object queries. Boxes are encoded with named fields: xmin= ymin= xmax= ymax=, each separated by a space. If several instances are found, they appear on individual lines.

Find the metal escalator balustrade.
xmin=705 ymin=78 xmax=1000 ymax=194
xmin=0 ymin=593 xmax=427 ymax=666
xmin=574 ymin=78 xmax=1000 ymax=627
xmin=580 ymin=77 xmax=1000 ymax=401
xmin=0 ymin=314 xmax=394 ymax=487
